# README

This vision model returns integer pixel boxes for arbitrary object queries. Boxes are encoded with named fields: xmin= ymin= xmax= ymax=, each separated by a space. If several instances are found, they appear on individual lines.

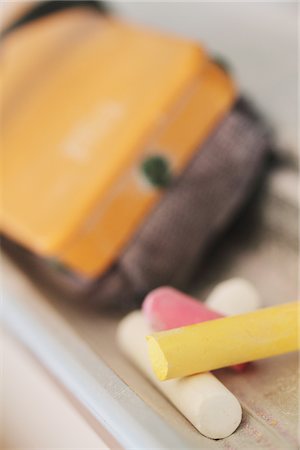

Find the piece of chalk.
xmin=206 ymin=278 xmax=262 ymax=372
xmin=142 ymin=283 xmax=262 ymax=371
xmin=206 ymin=278 xmax=261 ymax=316
xmin=147 ymin=301 xmax=299 ymax=381
xmin=117 ymin=311 xmax=242 ymax=439
xmin=142 ymin=287 xmax=222 ymax=331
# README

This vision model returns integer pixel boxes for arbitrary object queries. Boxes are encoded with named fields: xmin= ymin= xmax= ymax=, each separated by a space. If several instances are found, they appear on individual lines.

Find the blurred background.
xmin=113 ymin=2 xmax=297 ymax=153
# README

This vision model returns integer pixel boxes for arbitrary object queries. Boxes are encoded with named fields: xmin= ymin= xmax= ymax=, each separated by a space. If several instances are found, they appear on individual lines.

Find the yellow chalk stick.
xmin=146 ymin=301 xmax=299 ymax=381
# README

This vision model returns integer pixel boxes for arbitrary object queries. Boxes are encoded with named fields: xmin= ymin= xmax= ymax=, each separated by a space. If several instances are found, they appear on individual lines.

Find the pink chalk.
xmin=142 ymin=287 xmax=222 ymax=330
xmin=142 ymin=286 xmax=247 ymax=372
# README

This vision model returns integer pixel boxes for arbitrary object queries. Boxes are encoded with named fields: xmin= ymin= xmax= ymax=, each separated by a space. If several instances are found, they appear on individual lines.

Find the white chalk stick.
xmin=206 ymin=278 xmax=261 ymax=316
xmin=117 ymin=311 xmax=242 ymax=439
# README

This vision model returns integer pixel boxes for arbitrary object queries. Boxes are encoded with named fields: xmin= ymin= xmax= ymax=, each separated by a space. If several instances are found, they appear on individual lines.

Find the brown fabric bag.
xmin=3 ymin=98 xmax=270 ymax=309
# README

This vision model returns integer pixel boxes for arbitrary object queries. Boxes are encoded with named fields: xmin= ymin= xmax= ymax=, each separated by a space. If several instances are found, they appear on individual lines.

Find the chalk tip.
xmin=146 ymin=334 xmax=168 ymax=381
xmin=197 ymin=392 xmax=242 ymax=439
xmin=142 ymin=286 xmax=175 ymax=313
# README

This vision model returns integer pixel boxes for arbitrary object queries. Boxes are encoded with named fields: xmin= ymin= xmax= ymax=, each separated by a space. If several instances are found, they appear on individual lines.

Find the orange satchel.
xmin=1 ymin=4 xmax=270 ymax=308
